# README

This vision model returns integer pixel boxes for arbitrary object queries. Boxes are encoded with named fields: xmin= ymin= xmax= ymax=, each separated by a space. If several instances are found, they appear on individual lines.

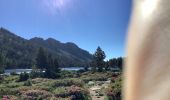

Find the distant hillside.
xmin=0 ymin=27 xmax=92 ymax=68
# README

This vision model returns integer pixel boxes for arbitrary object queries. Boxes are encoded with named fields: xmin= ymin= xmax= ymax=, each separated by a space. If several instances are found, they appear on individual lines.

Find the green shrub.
xmin=60 ymin=71 xmax=75 ymax=78
xmin=2 ymin=95 xmax=19 ymax=100
xmin=29 ymin=71 xmax=44 ymax=79
xmin=53 ymin=87 xmax=67 ymax=94
xmin=4 ymin=76 xmax=18 ymax=82
xmin=20 ymin=89 xmax=52 ymax=100
xmin=10 ymin=72 xmax=18 ymax=75
xmin=6 ymin=82 xmax=22 ymax=88
xmin=54 ymin=86 xmax=90 ymax=100
xmin=24 ymin=80 xmax=32 ymax=86
xmin=31 ymin=78 xmax=54 ymax=87
xmin=80 ymin=72 xmax=112 ymax=83
xmin=77 ymin=69 xmax=86 ymax=73
xmin=0 ymin=88 xmax=19 ymax=96
xmin=18 ymin=72 xmax=29 ymax=82
xmin=68 ymin=86 xmax=89 ymax=100
xmin=16 ymin=86 xmax=52 ymax=92
xmin=52 ymin=79 xmax=84 ymax=87
xmin=0 ymin=76 xmax=4 ymax=83
xmin=107 ymin=76 xmax=121 ymax=100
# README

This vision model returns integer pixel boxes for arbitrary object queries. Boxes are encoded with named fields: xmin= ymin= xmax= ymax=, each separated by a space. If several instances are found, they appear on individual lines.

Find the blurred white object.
xmin=124 ymin=0 xmax=170 ymax=100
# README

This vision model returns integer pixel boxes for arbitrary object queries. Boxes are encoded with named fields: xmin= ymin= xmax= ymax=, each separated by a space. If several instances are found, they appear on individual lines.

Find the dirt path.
xmin=89 ymin=86 xmax=105 ymax=100
xmin=88 ymin=80 xmax=110 ymax=100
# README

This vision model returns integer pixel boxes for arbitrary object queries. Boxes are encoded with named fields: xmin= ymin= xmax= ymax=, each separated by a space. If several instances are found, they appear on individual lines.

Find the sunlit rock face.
xmin=124 ymin=0 xmax=170 ymax=100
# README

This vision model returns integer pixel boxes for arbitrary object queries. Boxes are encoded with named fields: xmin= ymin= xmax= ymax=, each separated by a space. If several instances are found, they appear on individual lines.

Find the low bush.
xmin=52 ymin=79 xmax=84 ymax=87
xmin=107 ymin=76 xmax=121 ymax=100
xmin=54 ymin=86 xmax=90 ymax=100
xmin=60 ymin=71 xmax=76 ymax=78
xmin=77 ymin=69 xmax=86 ymax=73
xmin=6 ymin=82 xmax=22 ymax=88
xmin=0 ymin=76 xmax=4 ymax=83
xmin=20 ymin=89 xmax=52 ymax=100
xmin=53 ymin=87 xmax=67 ymax=95
xmin=81 ymin=72 xmax=110 ymax=83
xmin=0 ymin=88 xmax=19 ymax=96
xmin=68 ymin=86 xmax=90 ymax=100
xmin=18 ymin=72 xmax=29 ymax=82
xmin=2 ymin=95 xmax=18 ymax=100
xmin=4 ymin=76 xmax=18 ymax=82
xmin=31 ymin=78 xmax=52 ymax=84
xmin=24 ymin=80 xmax=32 ymax=86
xmin=10 ymin=72 xmax=18 ymax=75
xmin=16 ymin=86 xmax=52 ymax=92
xmin=29 ymin=71 xmax=43 ymax=79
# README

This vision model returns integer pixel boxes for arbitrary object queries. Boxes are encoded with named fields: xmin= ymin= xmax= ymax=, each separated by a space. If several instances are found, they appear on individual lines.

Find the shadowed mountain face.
xmin=0 ymin=27 xmax=92 ymax=68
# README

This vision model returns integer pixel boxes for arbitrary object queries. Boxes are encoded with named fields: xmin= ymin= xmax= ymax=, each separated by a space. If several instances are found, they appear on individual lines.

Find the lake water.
xmin=4 ymin=69 xmax=32 ymax=75
xmin=62 ymin=67 xmax=84 ymax=71
xmin=4 ymin=67 xmax=84 ymax=75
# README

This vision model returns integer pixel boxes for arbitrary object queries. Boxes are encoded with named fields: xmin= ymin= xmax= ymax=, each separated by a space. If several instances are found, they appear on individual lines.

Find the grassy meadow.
xmin=0 ymin=71 xmax=121 ymax=100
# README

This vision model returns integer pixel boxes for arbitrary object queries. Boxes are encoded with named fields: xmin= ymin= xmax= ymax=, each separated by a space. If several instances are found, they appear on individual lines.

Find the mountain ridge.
xmin=0 ymin=27 xmax=92 ymax=68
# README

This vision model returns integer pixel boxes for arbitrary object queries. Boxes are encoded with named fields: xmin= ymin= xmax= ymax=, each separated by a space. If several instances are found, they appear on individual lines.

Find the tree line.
xmin=0 ymin=46 xmax=124 ymax=78
xmin=88 ymin=46 xmax=123 ymax=72
xmin=0 ymin=47 xmax=61 ymax=79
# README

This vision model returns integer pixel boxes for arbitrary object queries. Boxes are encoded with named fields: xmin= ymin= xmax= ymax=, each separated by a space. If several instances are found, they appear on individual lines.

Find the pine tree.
xmin=36 ymin=47 xmax=47 ymax=72
xmin=93 ymin=46 xmax=106 ymax=72
xmin=108 ymin=57 xmax=123 ymax=71
xmin=53 ymin=58 xmax=60 ymax=73
xmin=0 ymin=52 xmax=5 ymax=74
xmin=117 ymin=57 xmax=123 ymax=70
xmin=90 ymin=58 xmax=97 ymax=72
xmin=109 ymin=58 xmax=117 ymax=68
xmin=45 ymin=54 xmax=53 ymax=78
xmin=84 ymin=63 xmax=90 ymax=71
xmin=45 ymin=54 xmax=60 ymax=79
xmin=105 ymin=61 xmax=110 ymax=71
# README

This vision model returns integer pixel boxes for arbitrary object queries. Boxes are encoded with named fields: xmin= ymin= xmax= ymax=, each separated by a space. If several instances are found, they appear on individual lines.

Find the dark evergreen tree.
xmin=117 ymin=57 xmax=123 ymax=70
xmin=93 ymin=46 xmax=106 ymax=72
xmin=105 ymin=61 xmax=110 ymax=71
xmin=53 ymin=58 xmax=60 ymax=72
xmin=18 ymin=72 xmax=29 ymax=82
xmin=36 ymin=47 xmax=47 ymax=72
xmin=45 ymin=54 xmax=53 ymax=78
xmin=108 ymin=57 xmax=124 ymax=71
xmin=90 ymin=58 xmax=97 ymax=72
xmin=84 ymin=64 xmax=90 ymax=71
xmin=0 ymin=52 xmax=5 ymax=74
xmin=109 ymin=58 xmax=117 ymax=68
xmin=45 ymin=54 xmax=60 ymax=79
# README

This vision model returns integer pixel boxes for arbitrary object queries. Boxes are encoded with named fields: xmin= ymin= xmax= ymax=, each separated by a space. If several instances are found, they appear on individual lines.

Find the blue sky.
xmin=0 ymin=0 xmax=132 ymax=60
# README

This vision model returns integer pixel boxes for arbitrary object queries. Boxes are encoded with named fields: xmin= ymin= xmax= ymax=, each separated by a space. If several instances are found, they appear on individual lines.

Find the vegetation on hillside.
xmin=0 ymin=27 xmax=92 ymax=68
